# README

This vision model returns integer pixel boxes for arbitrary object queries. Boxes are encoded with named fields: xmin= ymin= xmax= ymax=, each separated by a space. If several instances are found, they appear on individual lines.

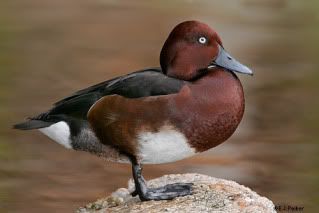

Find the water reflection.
xmin=0 ymin=0 xmax=318 ymax=212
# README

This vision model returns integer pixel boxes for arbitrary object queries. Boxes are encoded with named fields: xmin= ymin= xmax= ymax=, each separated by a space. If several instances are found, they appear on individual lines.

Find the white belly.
xmin=39 ymin=121 xmax=72 ymax=149
xmin=137 ymin=125 xmax=196 ymax=164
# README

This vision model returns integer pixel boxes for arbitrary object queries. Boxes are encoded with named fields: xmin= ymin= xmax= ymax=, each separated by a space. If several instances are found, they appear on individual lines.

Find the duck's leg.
xmin=130 ymin=161 xmax=193 ymax=201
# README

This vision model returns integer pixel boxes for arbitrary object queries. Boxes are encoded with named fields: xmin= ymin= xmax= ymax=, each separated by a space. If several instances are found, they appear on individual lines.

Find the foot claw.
xmin=140 ymin=183 xmax=193 ymax=201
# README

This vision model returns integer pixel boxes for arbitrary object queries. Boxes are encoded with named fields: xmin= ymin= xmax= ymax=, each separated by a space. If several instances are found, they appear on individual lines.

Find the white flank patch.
xmin=39 ymin=121 xmax=72 ymax=149
xmin=137 ymin=125 xmax=196 ymax=164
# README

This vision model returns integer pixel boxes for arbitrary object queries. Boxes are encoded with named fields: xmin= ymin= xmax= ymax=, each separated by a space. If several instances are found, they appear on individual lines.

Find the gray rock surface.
xmin=77 ymin=173 xmax=276 ymax=213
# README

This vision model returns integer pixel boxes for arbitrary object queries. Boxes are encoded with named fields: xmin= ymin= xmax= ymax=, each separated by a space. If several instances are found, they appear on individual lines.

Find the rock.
xmin=77 ymin=173 xmax=276 ymax=213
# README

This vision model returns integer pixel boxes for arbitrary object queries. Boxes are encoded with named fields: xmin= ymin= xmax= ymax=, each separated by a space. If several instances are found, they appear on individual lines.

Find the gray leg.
xmin=131 ymin=162 xmax=193 ymax=201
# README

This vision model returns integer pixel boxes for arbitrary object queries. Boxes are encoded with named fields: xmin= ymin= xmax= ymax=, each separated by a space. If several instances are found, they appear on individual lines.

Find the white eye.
xmin=198 ymin=37 xmax=207 ymax=44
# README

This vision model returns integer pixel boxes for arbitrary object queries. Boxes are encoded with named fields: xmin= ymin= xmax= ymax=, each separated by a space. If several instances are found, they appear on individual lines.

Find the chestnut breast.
xmin=169 ymin=69 xmax=244 ymax=152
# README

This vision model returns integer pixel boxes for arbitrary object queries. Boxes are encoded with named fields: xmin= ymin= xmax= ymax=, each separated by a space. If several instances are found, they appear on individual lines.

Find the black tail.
xmin=13 ymin=119 xmax=54 ymax=130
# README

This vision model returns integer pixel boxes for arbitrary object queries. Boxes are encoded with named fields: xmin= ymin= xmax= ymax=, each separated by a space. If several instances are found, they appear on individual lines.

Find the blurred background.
xmin=0 ymin=0 xmax=318 ymax=212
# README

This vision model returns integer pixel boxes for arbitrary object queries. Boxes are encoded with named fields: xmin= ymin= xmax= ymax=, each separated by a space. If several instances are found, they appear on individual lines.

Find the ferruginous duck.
xmin=14 ymin=20 xmax=253 ymax=201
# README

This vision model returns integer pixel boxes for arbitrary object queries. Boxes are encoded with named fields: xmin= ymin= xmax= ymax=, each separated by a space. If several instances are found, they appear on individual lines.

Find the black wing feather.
xmin=14 ymin=67 xmax=185 ymax=129
xmin=54 ymin=67 xmax=163 ymax=106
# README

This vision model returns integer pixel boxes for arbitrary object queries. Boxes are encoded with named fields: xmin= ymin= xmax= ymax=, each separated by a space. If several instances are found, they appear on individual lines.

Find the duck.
xmin=14 ymin=20 xmax=253 ymax=201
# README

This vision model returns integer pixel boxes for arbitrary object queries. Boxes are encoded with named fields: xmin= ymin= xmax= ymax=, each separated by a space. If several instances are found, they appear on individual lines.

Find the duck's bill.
xmin=208 ymin=44 xmax=253 ymax=75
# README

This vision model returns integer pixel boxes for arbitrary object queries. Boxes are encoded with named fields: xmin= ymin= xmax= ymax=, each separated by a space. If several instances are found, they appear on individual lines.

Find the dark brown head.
xmin=160 ymin=21 xmax=253 ymax=81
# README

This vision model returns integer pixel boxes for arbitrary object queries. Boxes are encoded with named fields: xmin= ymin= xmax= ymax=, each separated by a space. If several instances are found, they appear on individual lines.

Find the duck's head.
xmin=160 ymin=21 xmax=253 ymax=80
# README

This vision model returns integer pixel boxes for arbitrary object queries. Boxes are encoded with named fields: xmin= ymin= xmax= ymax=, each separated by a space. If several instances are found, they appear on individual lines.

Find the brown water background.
xmin=0 ymin=0 xmax=318 ymax=212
